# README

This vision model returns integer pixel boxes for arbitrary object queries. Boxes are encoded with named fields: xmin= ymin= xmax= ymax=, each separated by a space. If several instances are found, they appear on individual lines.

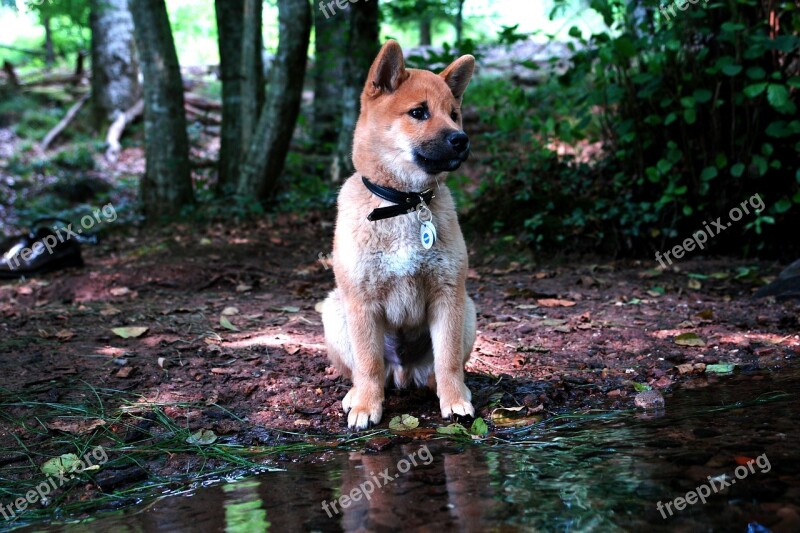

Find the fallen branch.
xmin=185 ymin=103 xmax=221 ymax=125
xmin=105 ymin=99 xmax=144 ymax=163
xmin=183 ymin=92 xmax=222 ymax=111
xmin=40 ymin=93 xmax=90 ymax=151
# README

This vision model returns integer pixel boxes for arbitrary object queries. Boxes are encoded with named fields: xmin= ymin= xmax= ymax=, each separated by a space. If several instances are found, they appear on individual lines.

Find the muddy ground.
xmin=1 ymin=213 xmax=798 ymax=480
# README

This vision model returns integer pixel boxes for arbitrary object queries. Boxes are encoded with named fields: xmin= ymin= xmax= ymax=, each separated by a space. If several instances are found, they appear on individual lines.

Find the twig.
xmin=40 ymin=93 xmax=90 ymax=151
xmin=105 ymin=99 xmax=144 ymax=163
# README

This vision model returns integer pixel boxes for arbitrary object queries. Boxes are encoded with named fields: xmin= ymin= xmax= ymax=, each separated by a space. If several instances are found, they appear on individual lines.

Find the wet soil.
xmin=0 ymin=212 xmax=798 ymax=527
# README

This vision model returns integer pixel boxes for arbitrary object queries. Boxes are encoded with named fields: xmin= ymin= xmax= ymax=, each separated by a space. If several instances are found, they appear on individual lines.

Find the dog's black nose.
xmin=447 ymin=131 xmax=470 ymax=153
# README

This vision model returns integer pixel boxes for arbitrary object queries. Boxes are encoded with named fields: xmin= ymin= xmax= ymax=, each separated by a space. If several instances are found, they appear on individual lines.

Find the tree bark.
xmin=237 ymin=0 xmax=311 ymax=202
xmin=419 ymin=17 xmax=432 ymax=46
xmin=90 ymin=0 xmax=141 ymax=127
xmin=313 ymin=6 xmax=348 ymax=148
xmin=214 ymin=0 xmax=246 ymax=193
xmin=129 ymin=0 xmax=194 ymax=218
xmin=239 ymin=0 xmax=265 ymax=161
xmin=330 ymin=0 xmax=379 ymax=182
xmin=455 ymin=0 xmax=465 ymax=45
xmin=43 ymin=14 xmax=55 ymax=67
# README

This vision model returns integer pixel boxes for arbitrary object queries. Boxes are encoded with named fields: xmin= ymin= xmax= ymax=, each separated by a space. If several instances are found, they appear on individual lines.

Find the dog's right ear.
xmin=365 ymin=40 xmax=408 ymax=97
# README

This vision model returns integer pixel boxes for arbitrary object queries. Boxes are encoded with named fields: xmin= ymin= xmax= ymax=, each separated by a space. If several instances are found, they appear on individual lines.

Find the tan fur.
xmin=322 ymin=40 xmax=477 ymax=430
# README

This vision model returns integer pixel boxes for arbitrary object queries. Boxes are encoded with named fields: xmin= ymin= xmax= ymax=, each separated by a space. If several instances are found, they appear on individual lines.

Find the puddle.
xmin=17 ymin=370 xmax=800 ymax=532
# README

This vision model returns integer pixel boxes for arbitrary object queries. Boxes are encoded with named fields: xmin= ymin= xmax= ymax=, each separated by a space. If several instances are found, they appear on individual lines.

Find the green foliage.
xmin=469 ymin=0 xmax=799 ymax=256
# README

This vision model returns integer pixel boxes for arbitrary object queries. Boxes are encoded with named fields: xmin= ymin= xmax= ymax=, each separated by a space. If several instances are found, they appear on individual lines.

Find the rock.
xmin=634 ymin=390 xmax=665 ymax=410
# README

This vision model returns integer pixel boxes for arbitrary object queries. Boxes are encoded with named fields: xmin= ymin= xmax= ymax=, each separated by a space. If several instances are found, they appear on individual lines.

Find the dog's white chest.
xmin=380 ymin=244 xmax=423 ymax=278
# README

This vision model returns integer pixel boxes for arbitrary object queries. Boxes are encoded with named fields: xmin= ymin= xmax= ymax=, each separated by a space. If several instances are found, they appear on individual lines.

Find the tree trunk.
xmin=313 ymin=7 xmax=348 ymax=148
xmin=214 ymin=0 xmax=245 ymax=193
xmin=419 ymin=17 xmax=432 ymax=46
xmin=237 ymin=0 xmax=311 ymax=202
xmin=43 ymin=14 xmax=55 ymax=67
xmin=330 ymin=0 xmax=379 ymax=182
xmin=455 ymin=0 xmax=465 ymax=45
xmin=129 ymin=0 xmax=194 ymax=218
xmin=90 ymin=0 xmax=140 ymax=127
xmin=239 ymin=0 xmax=265 ymax=161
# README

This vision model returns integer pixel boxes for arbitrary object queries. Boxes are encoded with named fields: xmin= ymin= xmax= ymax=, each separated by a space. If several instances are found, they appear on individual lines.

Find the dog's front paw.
xmin=342 ymin=387 xmax=383 ymax=431
xmin=439 ymin=383 xmax=474 ymax=419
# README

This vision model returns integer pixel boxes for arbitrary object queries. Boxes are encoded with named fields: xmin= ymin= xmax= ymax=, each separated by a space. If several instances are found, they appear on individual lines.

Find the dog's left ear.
xmin=440 ymin=55 xmax=475 ymax=101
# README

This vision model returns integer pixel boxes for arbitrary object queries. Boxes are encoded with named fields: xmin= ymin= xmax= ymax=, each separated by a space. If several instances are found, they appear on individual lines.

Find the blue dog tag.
xmin=420 ymin=221 xmax=437 ymax=249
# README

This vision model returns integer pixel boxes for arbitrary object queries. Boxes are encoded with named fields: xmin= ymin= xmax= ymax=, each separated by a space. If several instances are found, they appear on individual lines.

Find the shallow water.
xmin=28 ymin=370 xmax=800 ymax=532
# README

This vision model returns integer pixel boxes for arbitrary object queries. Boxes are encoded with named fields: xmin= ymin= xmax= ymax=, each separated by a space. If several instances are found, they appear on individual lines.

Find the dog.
xmin=322 ymin=40 xmax=477 ymax=430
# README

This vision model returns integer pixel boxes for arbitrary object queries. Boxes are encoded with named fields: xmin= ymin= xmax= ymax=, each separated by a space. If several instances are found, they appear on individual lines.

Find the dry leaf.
xmin=46 ymin=418 xmax=106 ymax=435
xmin=100 ymin=306 xmax=121 ymax=316
xmin=536 ymin=299 xmax=576 ymax=308
xmin=110 ymin=287 xmax=131 ymax=296
xmin=674 ymin=332 xmax=706 ymax=347
xmin=55 ymin=329 xmax=75 ymax=341
xmin=221 ymin=307 xmax=239 ymax=316
xmin=112 ymin=327 xmax=149 ymax=339
xmin=115 ymin=367 xmax=134 ymax=378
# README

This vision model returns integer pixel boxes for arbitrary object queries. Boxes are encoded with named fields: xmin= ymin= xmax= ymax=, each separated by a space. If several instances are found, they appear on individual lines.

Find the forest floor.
xmin=1 ymin=211 xmax=798 ymax=507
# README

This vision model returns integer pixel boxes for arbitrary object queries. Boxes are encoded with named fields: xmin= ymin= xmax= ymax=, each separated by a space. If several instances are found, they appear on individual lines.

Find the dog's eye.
xmin=451 ymin=111 xmax=459 ymax=122
xmin=408 ymin=107 xmax=429 ymax=120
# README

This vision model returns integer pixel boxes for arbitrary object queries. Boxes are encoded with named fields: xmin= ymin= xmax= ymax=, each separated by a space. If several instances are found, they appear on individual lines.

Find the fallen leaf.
xmin=219 ymin=315 xmax=239 ymax=331
xmin=111 ymin=327 xmax=148 ymax=339
xmin=157 ymin=357 xmax=166 ymax=368
xmin=41 ymin=454 xmax=80 ymax=476
xmin=235 ymin=284 xmax=252 ymax=293
xmin=274 ymin=306 xmax=300 ymax=313
xmin=470 ymin=418 xmax=489 ymax=436
xmin=735 ymin=456 xmax=756 ymax=466
xmin=688 ymin=278 xmax=702 ymax=290
xmin=115 ymin=367 xmax=134 ymax=378
xmin=436 ymin=423 xmax=469 ymax=436
xmin=46 ymin=418 xmax=106 ymax=435
xmin=221 ymin=307 xmax=239 ymax=316
xmin=389 ymin=414 xmax=419 ymax=431
xmin=109 ymin=287 xmax=131 ymax=297
xmin=633 ymin=382 xmax=652 ymax=392
xmin=186 ymin=429 xmax=217 ymax=445
xmin=706 ymin=363 xmax=736 ymax=374
xmin=536 ymin=299 xmax=576 ymax=308
xmin=100 ymin=306 xmax=121 ymax=316
xmin=674 ymin=332 xmax=706 ymax=347
xmin=55 ymin=329 xmax=75 ymax=341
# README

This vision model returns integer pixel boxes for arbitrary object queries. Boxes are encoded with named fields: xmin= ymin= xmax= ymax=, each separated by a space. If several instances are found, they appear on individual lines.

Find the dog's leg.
xmin=430 ymin=288 xmax=474 ymax=418
xmin=463 ymin=296 xmax=477 ymax=365
xmin=321 ymin=289 xmax=353 ymax=380
xmin=339 ymin=297 xmax=385 ymax=430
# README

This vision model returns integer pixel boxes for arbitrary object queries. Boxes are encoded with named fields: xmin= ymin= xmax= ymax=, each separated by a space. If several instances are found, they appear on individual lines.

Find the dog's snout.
xmin=447 ymin=132 xmax=470 ymax=153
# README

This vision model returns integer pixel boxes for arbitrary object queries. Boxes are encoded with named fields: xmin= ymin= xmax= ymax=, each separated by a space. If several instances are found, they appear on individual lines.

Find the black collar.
xmin=362 ymin=176 xmax=434 ymax=222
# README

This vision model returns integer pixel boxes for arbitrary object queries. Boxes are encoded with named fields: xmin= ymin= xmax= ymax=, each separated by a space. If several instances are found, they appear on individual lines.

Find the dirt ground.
xmin=0 ymin=212 xmax=798 ymax=502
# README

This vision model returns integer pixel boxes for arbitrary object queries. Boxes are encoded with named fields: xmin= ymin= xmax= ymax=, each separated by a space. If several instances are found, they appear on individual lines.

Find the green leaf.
xmin=470 ymin=418 xmax=489 ymax=436
xmin=683 ymin=108 xmax=697 ymax=124
xmin=722 ymin=64 xmax=743 ymax=76
xmin=706 ymin=363 xmax=736 ymax=374
xmin=700 ymin=166 xmax=718 ymax=181
xmin=674 ymin=332 xmax=705 ymax=347
xmin=41 ymin=454 xmax=80 ymax=476
xmin=436 ymin=423 xmax=469 ymax=436
xmin=219 ymin=315 xmax=239 ymax=332
xmin=111 ymin=327 xmax=149 ymax=339
xmin=731 ymin=163 xmax=746 ymax=177
xmin=693 ymin=89 xmax=712 ymax=103
xmin=774 ymin=199 xmax=792 ymax=214
xmin=746 ymin=67 xmax=766 ymax=80
xmin=743 ymin=83 xmax=767 ymax=98
xmin=767 ymin=84 xmax=796 ymax=114
xmin=664 ymin=112 xmax=677 ymax=125
xmin=389 ymin=414 xmax=419 ymax=431
xmin=752 ymin=155 xmax=768 ymax=177
xmin=633 ymin=383 xmax=652 ymax=392
xmin=186 ymin=429 xmax=218 ymax=445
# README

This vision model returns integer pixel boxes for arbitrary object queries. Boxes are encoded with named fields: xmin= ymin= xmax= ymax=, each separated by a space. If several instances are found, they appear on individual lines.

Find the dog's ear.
xmin=440 ymin=55 xmax=475 ymax=101
xmin=366 ymin=40 xmax=408 ymax=97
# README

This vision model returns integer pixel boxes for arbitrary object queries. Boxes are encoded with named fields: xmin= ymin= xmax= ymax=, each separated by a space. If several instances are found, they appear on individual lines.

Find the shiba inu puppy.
xmin=322 ymin=40 xmax=476 ymax=430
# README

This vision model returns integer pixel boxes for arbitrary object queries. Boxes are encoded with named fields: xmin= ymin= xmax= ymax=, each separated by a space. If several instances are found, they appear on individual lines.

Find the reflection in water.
xmin=36 ymin=370 xmax=800 ymax=532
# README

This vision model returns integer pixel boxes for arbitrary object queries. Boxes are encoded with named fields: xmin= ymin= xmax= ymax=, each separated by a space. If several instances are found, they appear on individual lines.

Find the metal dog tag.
xmin=420 ymin=221 xmax=437 ymax=249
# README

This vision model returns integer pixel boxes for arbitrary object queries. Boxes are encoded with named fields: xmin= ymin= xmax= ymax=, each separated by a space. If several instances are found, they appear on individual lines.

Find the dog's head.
xmin=352 ymin=40 xmax=475 ymax=188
